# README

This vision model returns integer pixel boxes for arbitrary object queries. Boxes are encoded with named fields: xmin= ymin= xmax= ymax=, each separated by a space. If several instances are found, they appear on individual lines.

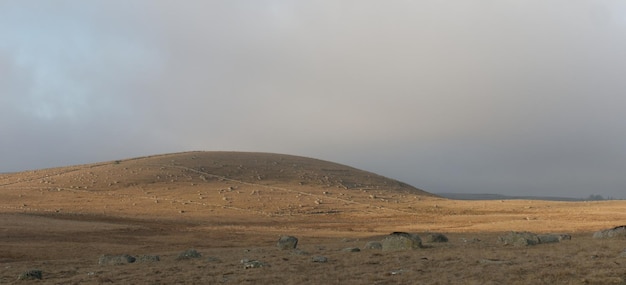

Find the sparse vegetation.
xmin=1 ymin=151 xmax=626 ymax=284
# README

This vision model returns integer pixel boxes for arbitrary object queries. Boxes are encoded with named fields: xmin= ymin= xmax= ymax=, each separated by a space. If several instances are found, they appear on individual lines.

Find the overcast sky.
xmin=2 ymin=1 xmax=626 ymax=199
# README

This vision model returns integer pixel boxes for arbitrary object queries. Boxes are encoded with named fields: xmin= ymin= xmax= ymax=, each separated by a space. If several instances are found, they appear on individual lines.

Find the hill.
xmin=3 ymin=152 xmax=626 ymax=284
xmin=0 ymin=151 xmax=435 ymax=221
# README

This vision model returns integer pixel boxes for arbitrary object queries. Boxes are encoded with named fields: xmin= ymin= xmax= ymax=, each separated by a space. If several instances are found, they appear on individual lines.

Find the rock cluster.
xmin=593 ymin=226 xmax=626 ymax=239
xmin=498 ymin=232 xmax=571 ymax=247
xmin=176 ymin=249 xmax=202 ymax=260
xmin=382 ymin=232 xmax=423 ymax=251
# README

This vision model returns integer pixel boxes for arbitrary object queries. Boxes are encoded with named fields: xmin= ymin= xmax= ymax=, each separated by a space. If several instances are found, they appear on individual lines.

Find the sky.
xmin=2 ymin=1 xmax=626 ymax=199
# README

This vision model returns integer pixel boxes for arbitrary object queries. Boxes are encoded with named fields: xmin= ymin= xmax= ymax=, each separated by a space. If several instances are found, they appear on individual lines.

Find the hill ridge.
xmin=0 ymin=151 xmax=435 ymax=219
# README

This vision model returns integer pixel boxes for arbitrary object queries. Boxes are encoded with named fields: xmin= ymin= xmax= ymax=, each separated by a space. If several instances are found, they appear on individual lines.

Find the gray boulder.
xmin=136 ymin=255 xmax=160 ymax=262
xmin=364 ymin=241 xmax=383 ymax=250
xmin=312 ymin=256 xmax=328 ymax=263
xmin=382 ymin=232 xmax=422 ymax=251
xmin=425 ymin=233 xmax=449 ymax=243
xmin=593 ymin=226 xmax=626 ymax=239
xmin=342 ymin=247 xmax=361 ymax=252
xmin=556 ymin=233 xmax=572 ymax=241
xmin=498 ymin=232 xmax=540 ymax=246
xmin=98 ymin=254 xmax=136 ymax=265
xmin=176 ymin=249 xmax=202 ymax=260
xmin=241 ymin=259 xmax=270 ymax=269
xmin=137 ymin=255 xmax=161 ymax=262
xmin=277 ymin=235 xmax=298 ymax=250
xmin=537 ymin=234 xmax=562 ymax=244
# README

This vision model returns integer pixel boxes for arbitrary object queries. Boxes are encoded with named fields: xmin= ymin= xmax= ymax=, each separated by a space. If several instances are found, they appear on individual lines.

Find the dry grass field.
xmin=1 ymin=151 xmax=626 ymax=284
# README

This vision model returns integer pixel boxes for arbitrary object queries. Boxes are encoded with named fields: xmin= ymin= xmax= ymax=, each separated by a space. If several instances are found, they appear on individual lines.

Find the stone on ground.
xmin=242 ymin=259 xmax=270 ymax=269
xmin=136 ymin=255 xmax=160 ymax=262
xmin=312 ymin=256 xmax=328 ymax=263
xmin=498 ymin=232 xmax=540 ymax=246
xmin=277 ymin=235 xmax=298 ymax=250
xmin=364 ymin=241 xmax=383 ymax=250
xmin=381 ymin=232 xmax=422 ymax=251
xmin=593 ymin=226 xmax=626 ymax=239
xmin=98 ymin=254 xmax=136 ymax=265
xmin=425 ymin=233 xmax=449 ymax=243
xmin=537 ymin=234 xmax=563 ymax=244
xmin=342 ymin=247 xmax=361 ymax=252
xmin=176 ymin=249 xmax=202 ymax=260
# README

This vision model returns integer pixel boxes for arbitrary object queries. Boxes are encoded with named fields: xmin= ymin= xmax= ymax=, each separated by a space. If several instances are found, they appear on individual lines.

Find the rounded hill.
xmin=0 ymin=151 xmax=435 ymax=219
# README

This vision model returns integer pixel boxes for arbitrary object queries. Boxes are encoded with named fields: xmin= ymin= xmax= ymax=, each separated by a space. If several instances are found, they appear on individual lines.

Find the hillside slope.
xmin=0 ymin=151 xmax=435 ymax=220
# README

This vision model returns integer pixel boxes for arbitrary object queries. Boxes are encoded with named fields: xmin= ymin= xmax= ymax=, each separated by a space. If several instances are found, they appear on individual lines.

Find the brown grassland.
xmin=1 ymin=151 xmax=625 ymax=284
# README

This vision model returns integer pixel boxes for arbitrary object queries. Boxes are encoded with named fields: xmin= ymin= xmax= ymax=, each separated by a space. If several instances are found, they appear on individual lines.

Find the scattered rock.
xmin=342 ymin=247 xmax=361 ymax=252
xmin=242 ymin=260 xmax=269 ymax=269
xmin=389 ymin=269 xmax=405 ymax=275
xmin=537 ymin=234 xmax=562 ymax=244
xmin=312 ymin=256 xmax=328 ymax=263
xmin=136 ymin=255 xmax=160 ymax=262
xmin=556 ymin=234 xmax=572 ymax=241
xmin=18 ymin=270 xmax=42 ymax=280
xmin=498 ymin=231 xmax=540 ymax=247
xmin=98 ymin=254 xmax=136 ymax=265
xmin=425 ymin=233 xmax=449 ymax=243
xmin=364 ymin=241 xmax=383 ymax=250
xmin=277 ymin=236 xmax=298 ymax=250
xmin=460 ymin=238 xmax=481 ymax=243
xmin=382 ymin=232 xmax=422 ymax=251
xmin=176 ymin=249 xmax=202 ymax=260
xmin=619 ymin=249 xmax=626 ymax=258
xmin=593 ymin=226 xmax=626 ymax=239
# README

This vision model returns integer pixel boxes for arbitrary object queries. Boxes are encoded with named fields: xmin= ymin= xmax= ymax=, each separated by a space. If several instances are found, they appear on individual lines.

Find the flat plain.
xmin=1 ymin=151 xmax=625 ymax=284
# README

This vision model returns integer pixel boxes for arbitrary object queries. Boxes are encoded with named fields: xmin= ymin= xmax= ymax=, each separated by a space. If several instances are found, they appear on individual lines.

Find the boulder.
xmin=381 ymin=232 xmax=422 ymax=251
xmin=136 ymin=255 xmax=160 ymax=262
xmin=364 ymin=241 xmax=383 ymax=250
xmin=593 ymin=226 xmax=626 ymax=239
xmin=425 ymin=233 xmax=449 ymax=243
xmin=241 ymin=259 xmax=270 ymax=269
xmin=342 ymin=247 xmax=361 ymax=252
xmin=537 ymin=234 xmax=562 ymax=244
xmin=312 ymin=256 xmax=328 ymax=263
xmin=98 ymin=254 xmax=136 ymax=265
xmin=498 ymin=232 xmax=540 ymax=246
xmin=556 ymin=234 xmax=572 ymax=241
xmin=277 ymin=235 xmax=298 ymax=250
xmin=176 ymin=249 xmax=202 ymax=260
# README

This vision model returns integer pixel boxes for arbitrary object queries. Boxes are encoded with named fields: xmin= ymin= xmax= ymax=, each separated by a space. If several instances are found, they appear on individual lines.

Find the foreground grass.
xmin=2 ymin=232 xmax=625 ymax=284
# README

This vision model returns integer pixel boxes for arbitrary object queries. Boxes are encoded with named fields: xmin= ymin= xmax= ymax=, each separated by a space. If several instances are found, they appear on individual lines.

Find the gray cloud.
xmin=2 ymin=1 xmax=626 ymax=198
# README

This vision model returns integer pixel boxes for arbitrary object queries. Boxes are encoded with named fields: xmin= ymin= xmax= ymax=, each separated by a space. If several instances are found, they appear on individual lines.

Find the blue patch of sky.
xmin=1 ymin=2 xmax=164 ymax=123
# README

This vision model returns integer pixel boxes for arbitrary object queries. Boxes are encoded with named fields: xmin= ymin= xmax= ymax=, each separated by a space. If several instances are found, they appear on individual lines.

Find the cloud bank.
xmin=2 ymin=1 xmax=626 ymax=198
